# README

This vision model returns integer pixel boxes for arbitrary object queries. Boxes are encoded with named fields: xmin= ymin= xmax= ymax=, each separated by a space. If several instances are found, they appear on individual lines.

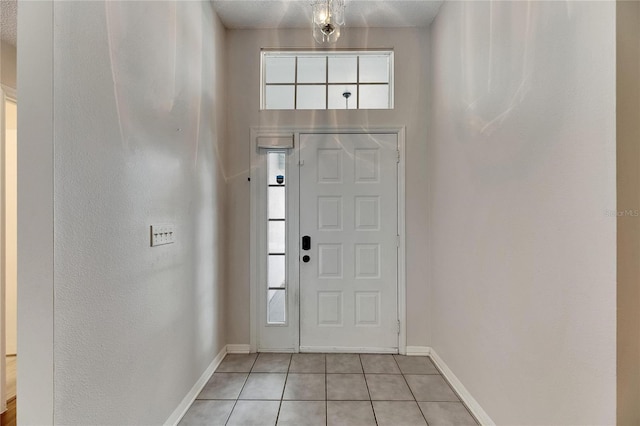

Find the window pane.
xmin=298 ymin=56 xmax=326 ymax=83
xmin=268 ymin=187 xmax=286 ymax=219
xmin=359 ymin=55 xmax=390 ymax=83
xmin=328 ymin=56 xmax=357 ymax=83
xmin=267 ymin=152 xmax=286 ymax=185
xmin=359 ymin=84 xmax=390 ymax=109
xmin=328 ymin=85 xmax=358 ymax=109
xmin=268 ymin=221 xmax=285 ymax=253
xmin=267 ymin=289 xmax=286 ymax=324
xmin=265 ymin=56 xmax=295 ymax=83
xmin=268 ymin=255 xmax=286 ymax=288
xmin=265 ymin=85 xmax=295 ymax=110
xmin=297 ymin=85 xmax=326 ymax=110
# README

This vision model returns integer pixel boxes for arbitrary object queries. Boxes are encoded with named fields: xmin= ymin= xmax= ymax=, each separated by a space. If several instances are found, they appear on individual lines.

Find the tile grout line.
xmin=359 ymin=354 xmax=379 ymax=426
xmin=426 ymin=355 xmax=479 ymax=425
xmin=325 ymin=354 xmax=328 ymax=426
xmin=224 ymin=353 xmax=258 ymax=426
xmin=274 ymin=353 xmax=292 ymax=426
xmin=393 ymin=354 xmax=431 ymax=426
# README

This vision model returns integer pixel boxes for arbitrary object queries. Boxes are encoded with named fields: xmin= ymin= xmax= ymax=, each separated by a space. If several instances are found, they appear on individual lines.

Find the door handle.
xmin=302 ymin=235 xmax=311 ymax=251
xmin=302 ymin=255 xmax=311 ymax=263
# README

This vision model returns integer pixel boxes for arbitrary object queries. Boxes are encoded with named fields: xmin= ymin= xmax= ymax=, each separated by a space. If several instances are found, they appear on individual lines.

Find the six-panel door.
xmin=299 ymin=133 xmax=399 ymax=351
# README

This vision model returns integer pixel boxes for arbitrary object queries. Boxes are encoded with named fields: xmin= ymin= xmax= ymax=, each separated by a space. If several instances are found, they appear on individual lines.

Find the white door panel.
xmin=300 ymin=133 xmax=398 ymax=350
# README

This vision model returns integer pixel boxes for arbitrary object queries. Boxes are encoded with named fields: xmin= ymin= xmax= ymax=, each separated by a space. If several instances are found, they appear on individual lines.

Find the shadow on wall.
xmin=105 ymin=1 xmax=204 ymax=166
xmin=444 ymin=1 xmax=576 ymax=184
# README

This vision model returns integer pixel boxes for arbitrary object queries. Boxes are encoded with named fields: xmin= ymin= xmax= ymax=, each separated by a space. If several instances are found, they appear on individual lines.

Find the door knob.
xmin=302 ymin=255 xmax=311 ymax=263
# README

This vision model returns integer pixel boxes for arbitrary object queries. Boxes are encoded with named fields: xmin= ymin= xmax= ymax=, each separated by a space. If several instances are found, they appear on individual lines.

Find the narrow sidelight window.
xmin=266 ymin=151 xmax=287 ymax=324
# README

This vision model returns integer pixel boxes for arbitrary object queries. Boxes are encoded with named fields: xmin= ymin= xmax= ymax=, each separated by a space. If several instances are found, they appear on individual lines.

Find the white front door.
xmin=299 ymin=133 xmax=399 ymax=352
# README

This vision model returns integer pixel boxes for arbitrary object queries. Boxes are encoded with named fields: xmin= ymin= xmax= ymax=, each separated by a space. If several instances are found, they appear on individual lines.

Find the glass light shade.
xmin=332 ymin=0 xmax=345 ymax=25
xmin=312 ymin=2 xmax=329 ymax=25
xmin=311 ymin=0 xmax=344 ymax=44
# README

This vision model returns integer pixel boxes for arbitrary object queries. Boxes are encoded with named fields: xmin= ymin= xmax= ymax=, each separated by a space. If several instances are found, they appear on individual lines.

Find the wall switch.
xmin=150 ymin=224 xmax=175 ymax=247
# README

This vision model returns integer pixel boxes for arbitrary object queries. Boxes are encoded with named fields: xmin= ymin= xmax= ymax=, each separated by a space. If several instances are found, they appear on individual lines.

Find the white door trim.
xmin=250 ymin=126 xmax=407 ymax=354
xmin=0 ymin=85 xmax=16 ymax=413
xmin=1 ymin=85 xmax=8 ymax=413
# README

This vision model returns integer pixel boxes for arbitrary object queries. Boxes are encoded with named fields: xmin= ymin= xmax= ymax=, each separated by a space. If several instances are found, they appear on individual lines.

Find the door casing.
xmin=250 ymin=126 xmax=407 ymax=354
xmin=0 ymin=84 xmax=16 ymax=413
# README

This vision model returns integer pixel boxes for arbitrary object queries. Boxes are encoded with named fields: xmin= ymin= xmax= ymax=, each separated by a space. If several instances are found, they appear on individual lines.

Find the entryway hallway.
xmin=179 ymin=353 xmax=477 ymax=425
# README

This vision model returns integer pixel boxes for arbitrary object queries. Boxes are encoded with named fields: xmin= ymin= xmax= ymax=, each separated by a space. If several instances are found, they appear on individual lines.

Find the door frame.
xmin=249 ymin=126 xmax=407 ymax=354
xmin=0 ymin=84 xmax=16 ymax=413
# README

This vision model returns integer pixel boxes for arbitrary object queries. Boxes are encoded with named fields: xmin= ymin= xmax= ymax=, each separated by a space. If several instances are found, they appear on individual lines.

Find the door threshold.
xmin=299 ymin=346 xmax=398 ymax=354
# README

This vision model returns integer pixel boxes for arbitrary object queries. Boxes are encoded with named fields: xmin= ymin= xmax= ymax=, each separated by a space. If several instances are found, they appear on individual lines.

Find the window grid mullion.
xmin=294 ymin=56 xmax=298 ymax=109
xmin=356 ymin=55 xmax=360 ymax=109
xmin=325 ymin=56 xmax=329 ymax=110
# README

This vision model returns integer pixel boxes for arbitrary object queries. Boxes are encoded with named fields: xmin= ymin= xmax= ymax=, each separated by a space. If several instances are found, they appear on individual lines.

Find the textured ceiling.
xmin=0 ymin=0 xmax=17 ymax=47
xmin=212 ymin=0 xmax=444 ymax=29
xmin=0 ymin=1 xmax=443 ymax=48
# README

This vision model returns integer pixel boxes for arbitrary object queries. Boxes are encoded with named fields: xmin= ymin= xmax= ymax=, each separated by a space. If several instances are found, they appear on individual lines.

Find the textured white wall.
xmin=224 ymin=28 xmax=431 ymax=348
xmin=428 ymin=1 xmax=616 ymax=424
xmin=17 ymin=2 xmax=55 ymax=422
xmin=20 ymin=1 xmax=228 ymax=424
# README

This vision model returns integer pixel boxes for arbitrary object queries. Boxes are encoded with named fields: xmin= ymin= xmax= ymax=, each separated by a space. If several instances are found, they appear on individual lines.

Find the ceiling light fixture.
xmin=311 ymin=0 xmax=345 ymax=44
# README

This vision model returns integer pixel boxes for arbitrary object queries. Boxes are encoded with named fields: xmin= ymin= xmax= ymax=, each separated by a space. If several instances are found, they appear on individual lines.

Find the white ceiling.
xmin=212 ymin=0 xmax=444 ymax=29
xmin=0 ymin=0 xmax=17 ymax=47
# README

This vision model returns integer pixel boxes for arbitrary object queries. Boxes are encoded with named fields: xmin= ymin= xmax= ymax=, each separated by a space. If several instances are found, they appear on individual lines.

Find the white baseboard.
xmin=164 ymin=345 xmax=228 ymax=426
xmin=405 ymin=346 xmax=431 ymax=356
xmin=429 ymin=348 xmax=495 ymax=426
xmin=226 ymin=344 xmax=251 ymax=354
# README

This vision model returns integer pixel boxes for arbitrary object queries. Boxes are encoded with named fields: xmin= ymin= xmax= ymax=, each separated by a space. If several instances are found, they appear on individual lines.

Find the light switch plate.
xmin=150 ymin=224 xmax=175 ymax=247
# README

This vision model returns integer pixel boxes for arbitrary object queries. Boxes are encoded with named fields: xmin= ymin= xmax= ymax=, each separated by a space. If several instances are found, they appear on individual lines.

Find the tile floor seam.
xmin=222 ymin=400 xmax=234 ymax=426
xmin=425 ymin=359 xmax=479 ymax=423
xmin=328 ymin=372 xmax=404 ymax=375
xmin=358 ymin=354 xmax=379 ymax=426
xmin=282 ymin=354 xmax=294 ymax=423
xmin=224 ymin=367 xmax=253 ymax=426
xmin=325 ymin=356 xmax=328 ymax=426
xmin=273 ymin=356 xmax=291 ymax=426
xmin=393 ymin=354 xmax=430 ymax=425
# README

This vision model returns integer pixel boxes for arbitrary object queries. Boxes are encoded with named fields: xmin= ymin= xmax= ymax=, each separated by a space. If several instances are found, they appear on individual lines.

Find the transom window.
xmin=261 ymin=50 xmax=394 ymax=110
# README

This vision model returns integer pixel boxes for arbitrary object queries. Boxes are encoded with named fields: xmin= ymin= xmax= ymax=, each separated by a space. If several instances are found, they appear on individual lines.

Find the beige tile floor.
xmin=179 ymin=353 xmax=478 ymax=426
